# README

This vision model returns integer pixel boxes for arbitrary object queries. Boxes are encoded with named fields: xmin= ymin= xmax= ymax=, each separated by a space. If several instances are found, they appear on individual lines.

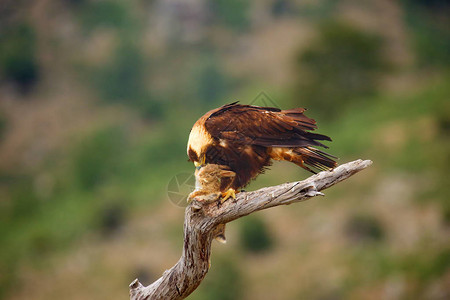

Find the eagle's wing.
xmin=205 ymin=103 xmax=331 ymax=148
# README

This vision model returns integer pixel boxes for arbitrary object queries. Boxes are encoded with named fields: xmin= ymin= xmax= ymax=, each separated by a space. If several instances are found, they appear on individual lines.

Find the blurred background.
xmin=0 ymin=0 xmax=449 ymax=299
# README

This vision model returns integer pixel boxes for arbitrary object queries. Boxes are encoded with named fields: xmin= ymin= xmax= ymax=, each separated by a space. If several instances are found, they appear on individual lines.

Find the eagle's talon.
xmin=220 ymin=188 xmax=236 ymax=204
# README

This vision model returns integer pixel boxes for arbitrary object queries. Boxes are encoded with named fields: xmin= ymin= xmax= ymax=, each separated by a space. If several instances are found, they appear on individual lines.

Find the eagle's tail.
xmin=269 ymin=146 xmax=337 ymax=174
xmin=293 ymin=147 xmax=337 ymax=174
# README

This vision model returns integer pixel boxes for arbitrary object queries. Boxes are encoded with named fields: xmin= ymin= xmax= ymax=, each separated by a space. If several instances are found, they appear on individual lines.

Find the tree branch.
xmin=129 ymin=159 xmax=372 ymax=300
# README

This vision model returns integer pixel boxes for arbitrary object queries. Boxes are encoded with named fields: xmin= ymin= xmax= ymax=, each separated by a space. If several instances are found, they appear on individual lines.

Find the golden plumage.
xmin=187 ymin=102 xmax=337 ymax=191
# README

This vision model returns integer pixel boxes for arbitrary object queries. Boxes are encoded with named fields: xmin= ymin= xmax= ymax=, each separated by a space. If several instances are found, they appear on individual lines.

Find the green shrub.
xmin=77 ymin=0 xmax=131 ymax=32
xmin=239 ymin=215 xmax=273 ymax=253
xmin=344 ymin=213 xmax=384 ymax=244
xmin=194 ymin=56 xmax=229 ymax=104
xmin=97 ymin=202 xmax=126 ymax=237
xmin=0 ymin=174 xmax=47 ymax=225
xmin=72 ymin=127 xmax=125 ymax=190
xmin=294 ymin=21 xmax=387 ymax=119
xmin=87 ymin=43 xmax=163 ymax=118
xmin=0 ymin=23 xmax=39 ymax=92
xmin=195 ymin=256 xmax=243 ymax=300
xmin=402 ymin=0 xmax=450 ymax=67
xmin=406 ymin=249 xmax=450 ymax=282
xmin=0 ymin=113 xmax=6 ymax=141
xmin=93 ymin=44 xmax=145 ymax=102
xmin=75 ymin=1 xmax=164 ymax=118
xmin=297 ymin=0 xmax=339 ymax=19
xmin=209 ymin=0 xmax=250 ymax=30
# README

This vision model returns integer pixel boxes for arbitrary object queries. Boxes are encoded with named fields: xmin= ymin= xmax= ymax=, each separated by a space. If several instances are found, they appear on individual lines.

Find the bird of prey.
xmin=187 ymin=102 xmax=337 ymax=200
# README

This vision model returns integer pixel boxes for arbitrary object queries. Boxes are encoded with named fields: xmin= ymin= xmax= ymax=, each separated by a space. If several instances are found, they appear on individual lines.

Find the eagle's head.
xmin=187 ymin=120 xmax=213 ymax=169
xmin=188 ymin=148 xmax=205 ymax=169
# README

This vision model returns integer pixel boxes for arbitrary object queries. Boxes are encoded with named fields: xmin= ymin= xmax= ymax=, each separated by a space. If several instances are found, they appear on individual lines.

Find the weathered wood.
xmin=130 ymin=159 xmax=372 ymax=300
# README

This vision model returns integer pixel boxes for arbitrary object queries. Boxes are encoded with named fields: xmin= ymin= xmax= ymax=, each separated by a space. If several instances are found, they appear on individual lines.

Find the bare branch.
xmin=130 ymin=159 xmax=372 ymax=300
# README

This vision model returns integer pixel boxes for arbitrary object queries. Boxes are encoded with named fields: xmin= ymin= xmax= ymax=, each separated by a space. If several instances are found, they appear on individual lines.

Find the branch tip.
xmin=129 ymin=279 xmax=142 ymax=290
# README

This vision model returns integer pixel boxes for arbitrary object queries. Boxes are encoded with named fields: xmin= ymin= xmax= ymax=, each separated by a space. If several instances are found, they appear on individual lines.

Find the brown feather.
xmin=187 ymin=102 xmax=337 ymax=189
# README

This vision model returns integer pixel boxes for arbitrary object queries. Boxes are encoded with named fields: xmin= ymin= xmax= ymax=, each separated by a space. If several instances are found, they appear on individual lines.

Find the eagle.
xmin=187 ymin=102 xmax=337 ymax=200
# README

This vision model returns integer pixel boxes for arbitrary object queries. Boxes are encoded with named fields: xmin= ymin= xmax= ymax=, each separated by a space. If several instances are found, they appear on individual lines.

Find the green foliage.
xmin=209 ymin=0 xmax=250 ymax=30
xmin=194 ymin=56 xmax=229 ymax=104
xmin=239 ymin=215 xmax=273 ymax=253
xmin=0 ymin=181 xmax=93 ymax=298
xmin=345 ymin=213 xmax=384 ymax=244
xmin=63 ymin=0 xmax=87 ymax=6
xmin=1 ymin=2 xmax=449 ymax=298
xmin=0 ymin=176 xmax=39 ymax=229
xmin=76 ymin=0 xmax=131 ymax=32
xmin=295 ymin=21 xmax=387 ymax=119
xmin=87 ymin=42 xmax=162 ymax=118
xmin=93 ymin=44 xmax=144 ymax=101
xmin=0 ymin=112 xmax=6 ymax=142
xmin=193 ymin=256 xmax=243 ymax=300
xmin=74 ymin=0 xmax=163 ymax=118
xmin=399 ymin=248 xmax=450 ymax=282
xmin=297 ymin=0 xmax=339 ymax=19
xmin=70 ymin=0 xmax=159 ymax=116
xmin=323 ymin=77 xmax=450 ymax=222
xmin=96 ymin=202 xmax=126 ymax=237
xmin=402 ymin=0 xmax=450 ymax=67
xmin=0 ymin=23 xmax=39 ymax=91
xmin=0 ymin=119 xmax=190 ymax=296
xmin=10 ymin=178 xmax=39 ymax=219
xmin=352 ymin=247 xmax=450 ymax=286
xmin=407 ymin=0 xmax=450 ymax=7
xmin=72 ymin=126 xmax=125 ymax=190
xmin=433 ymin=99 xmax=450 ymax=223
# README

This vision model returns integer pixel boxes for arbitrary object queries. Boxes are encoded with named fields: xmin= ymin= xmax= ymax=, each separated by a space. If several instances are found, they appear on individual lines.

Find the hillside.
xmin=0 ymin=0 xmax=449 ymax=299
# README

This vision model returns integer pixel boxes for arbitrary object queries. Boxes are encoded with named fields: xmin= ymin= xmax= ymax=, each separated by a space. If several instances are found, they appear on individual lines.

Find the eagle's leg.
xmin=220 ymin=188 xmax=237 ymax=203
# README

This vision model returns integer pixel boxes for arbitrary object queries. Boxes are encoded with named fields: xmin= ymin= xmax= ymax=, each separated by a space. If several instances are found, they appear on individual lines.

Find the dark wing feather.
xmin=205 ymin=103 xmax=331 ymax=149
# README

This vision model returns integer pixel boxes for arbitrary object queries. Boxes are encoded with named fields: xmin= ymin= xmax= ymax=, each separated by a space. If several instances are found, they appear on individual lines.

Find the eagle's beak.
xmin=194 ymin=156 xmax=206 ymax=170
